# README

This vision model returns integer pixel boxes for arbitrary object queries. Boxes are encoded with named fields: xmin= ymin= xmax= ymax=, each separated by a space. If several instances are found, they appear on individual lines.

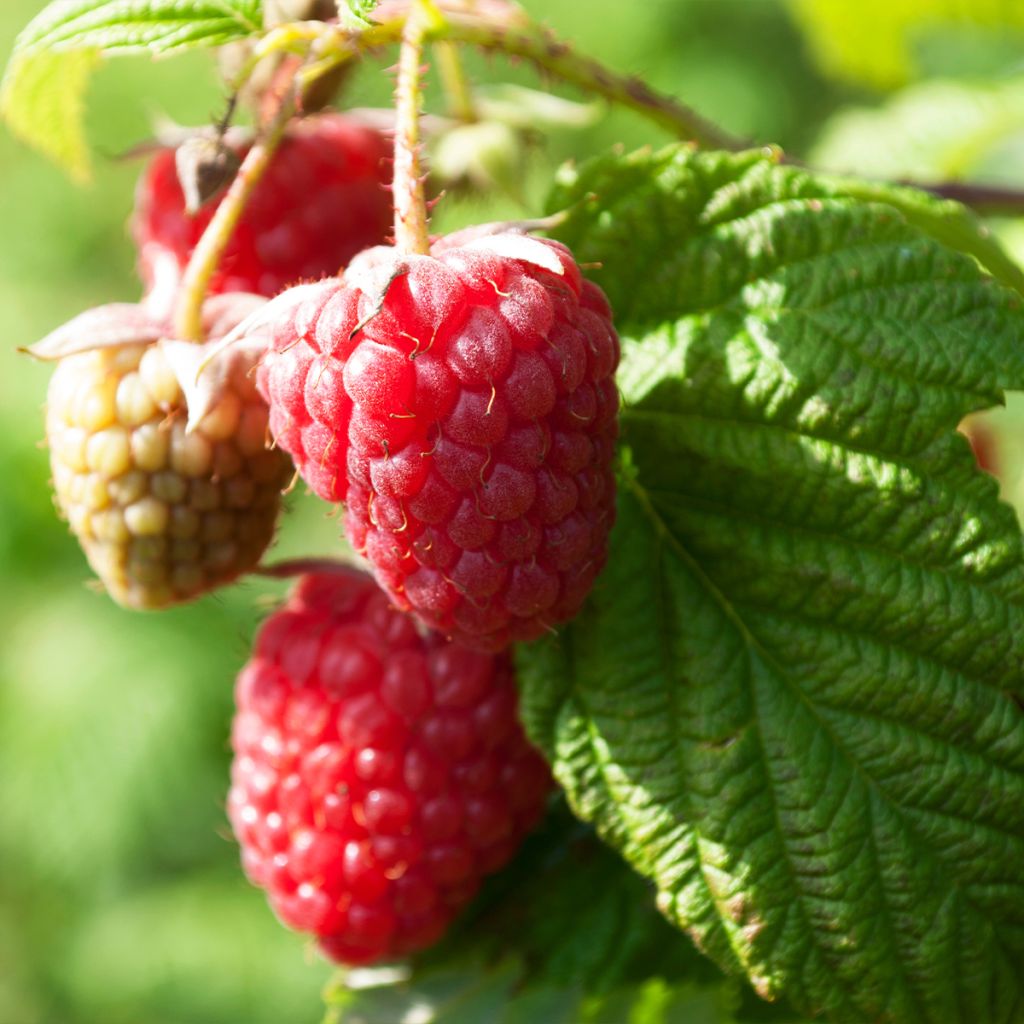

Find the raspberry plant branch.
xmin=274 ymin=12 xmax=747 ymax=151
xmin=172 ymin=80 xmax=298 ymax=341
xmin=9 ymin=1 xmax=1024 ymax=221
xmin=391 ymin=1 xmax=433 ymax=255
xmin=269 ymin=14 xmax=1024 ymax=217
xmin=255 ymin=558 xmax=367 ymax=580
xmin=913 ymin=178 xmax=1024 ymax=215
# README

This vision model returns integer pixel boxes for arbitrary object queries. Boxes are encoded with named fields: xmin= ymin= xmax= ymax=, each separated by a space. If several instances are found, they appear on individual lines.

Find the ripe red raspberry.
xmin=132 ymin=114 xmax=392 ymax=307
xmin=227 ymin=568 xmax=551 ymax=965
xmin=254 ymin=232 xmax=620 ymax=650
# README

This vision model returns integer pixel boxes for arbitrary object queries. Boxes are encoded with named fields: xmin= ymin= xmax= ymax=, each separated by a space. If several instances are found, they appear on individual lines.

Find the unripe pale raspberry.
xmin=42 ymin=299 xmax=291 ymax=609
xmin=132 ymin=114 xmax=392 ymax=307
xmin=227 ymin=568 xmax=551 ymax=964
xmin=255 ymin=232 xmax=620 ymax=650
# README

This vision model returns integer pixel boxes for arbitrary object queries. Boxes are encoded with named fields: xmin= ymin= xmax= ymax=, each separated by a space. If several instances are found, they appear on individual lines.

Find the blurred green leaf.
xmin=474 ymin=84 xmax=599 ymax=130
xmin=813 ymin=75 xmax=1024 ymax=181
xmin=528 ymin=144 xmax=1024 ymax=1021
xmin=60 ymin=870 xmax=323 ymax=1024
xmin=786 ymin=0 xmax=1024 ymax=89
xmin=327 ymin=966 xmax=736 ymax=1024
xmin=1 ymin=0 xmax=263 ymax=177
xmin=337 ymin=0 xmax=379 ymax=28
xmin=1 ymin=47 xmax=98 ymax=182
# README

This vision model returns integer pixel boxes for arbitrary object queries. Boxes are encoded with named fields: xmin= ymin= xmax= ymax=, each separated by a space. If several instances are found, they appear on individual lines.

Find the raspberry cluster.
xmin=33 ymin=69 xmax=620 ymax=971
xmin=132 ymin=114 xmax=392 ymax=303
xmin=46 ymin=334 xmax=291 ymax=608
xmin=228 ymin=569 xmax=551 ymax=964
xmin=256 ymin=235 xmax=620 ymax=650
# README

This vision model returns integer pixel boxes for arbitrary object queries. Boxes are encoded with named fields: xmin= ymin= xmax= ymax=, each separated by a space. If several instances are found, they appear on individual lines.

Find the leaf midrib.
xmin=625 ymin=478 xmax=879 ymax=1016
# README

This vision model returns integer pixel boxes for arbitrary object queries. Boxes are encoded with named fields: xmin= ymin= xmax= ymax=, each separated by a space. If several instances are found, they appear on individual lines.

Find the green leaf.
xmin=785 ymin=0 xmax=1024 ymax=89
xmin=11 ymin=0 xmax=262 ymax=54
xmin=1 ymin=0 xmax=264 ymax=177
xmin=336 ymin=0 xmax=379 ymax=28
xmin=328 ymin=967 xmax=737 ymax=1024
xmin=812 ymin=75 xmax=1024 ymax=182
xmin=326 ymin=961 xmax=523 ymax=1024
xmin=0 ymin=48 xmax=98 ymax=184
xmin=551 ymin=144 xmax=1024 ymax=302
xmin=526 ymin=144 xmax=1024 ymax=1022
xmin=820 ymin=177 xmax=1024 ymax=299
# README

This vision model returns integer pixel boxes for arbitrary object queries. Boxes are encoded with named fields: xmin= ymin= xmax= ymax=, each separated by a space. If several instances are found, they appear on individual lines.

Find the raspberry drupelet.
xmin=255 ymin=232 xmax=620 ymax=650
xmin=228 ymin=568 xmax=551 ymax=964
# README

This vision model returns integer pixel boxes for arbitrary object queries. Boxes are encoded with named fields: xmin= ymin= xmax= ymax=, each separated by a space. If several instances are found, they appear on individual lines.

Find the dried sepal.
xmin=25 ymin=303 xmax=165 ymax=361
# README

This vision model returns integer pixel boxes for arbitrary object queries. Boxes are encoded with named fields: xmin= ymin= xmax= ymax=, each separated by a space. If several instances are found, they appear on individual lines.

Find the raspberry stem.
xmin=392 ymin=1 xmax=433 ymax=256
xmin=256 ymin=558 xmax=368 ymax=580
xmin=172 ymin=81 xmax=298 ymax=341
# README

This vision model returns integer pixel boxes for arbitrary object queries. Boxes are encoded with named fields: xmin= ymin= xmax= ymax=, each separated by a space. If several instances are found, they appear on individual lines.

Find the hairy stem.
xmin=172 ymin=83 xmax=297 ymax=341
xmin=392 ymin=3 xmax=432 ymax=255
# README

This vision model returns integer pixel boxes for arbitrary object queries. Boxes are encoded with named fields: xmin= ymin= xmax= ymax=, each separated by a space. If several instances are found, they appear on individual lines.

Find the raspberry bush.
xmin=4 ymin=2 xmax=1024 ymax=1024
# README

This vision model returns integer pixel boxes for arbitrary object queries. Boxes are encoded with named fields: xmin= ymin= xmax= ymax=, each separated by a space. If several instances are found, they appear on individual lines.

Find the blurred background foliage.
xmin=2 ymin=1 xmax=1024 ymax=1022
